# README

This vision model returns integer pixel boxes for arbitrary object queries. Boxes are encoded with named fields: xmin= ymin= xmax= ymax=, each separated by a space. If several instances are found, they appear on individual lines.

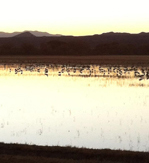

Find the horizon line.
xmin=0 ymin=30 xmax=149 ymax=37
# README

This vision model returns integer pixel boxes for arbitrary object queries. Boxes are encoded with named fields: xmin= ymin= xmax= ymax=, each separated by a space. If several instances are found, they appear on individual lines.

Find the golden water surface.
xmin=0 ymin=63 xmax=149 ymax=151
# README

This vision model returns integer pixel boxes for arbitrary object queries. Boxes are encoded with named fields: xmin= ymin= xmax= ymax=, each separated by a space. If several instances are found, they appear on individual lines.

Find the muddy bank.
xmin=0 ymin=55 xmax=149 ymax=66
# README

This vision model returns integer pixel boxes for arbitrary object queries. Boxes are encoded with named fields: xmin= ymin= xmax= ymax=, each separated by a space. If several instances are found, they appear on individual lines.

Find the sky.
xmin=0 ymin=0 xmax=149 ymax=36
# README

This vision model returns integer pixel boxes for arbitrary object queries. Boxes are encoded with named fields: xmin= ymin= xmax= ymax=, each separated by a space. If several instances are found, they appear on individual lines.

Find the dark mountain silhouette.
xmin=0 ymin=32 xmax=149 ymax=56
xmin=30 ymin=31 xmax=62 ymax=37
xmin=0 ymin=31 xmax=62 ymax=37
xmin=14 ymin=31 xmax=36 ymax=38
xmin=0 ymin=32 xmax=20 ymax=37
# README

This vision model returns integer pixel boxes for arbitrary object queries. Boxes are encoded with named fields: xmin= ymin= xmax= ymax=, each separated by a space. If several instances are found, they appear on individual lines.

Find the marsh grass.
xmin=0 ymin=143 xmax=149 ymax=163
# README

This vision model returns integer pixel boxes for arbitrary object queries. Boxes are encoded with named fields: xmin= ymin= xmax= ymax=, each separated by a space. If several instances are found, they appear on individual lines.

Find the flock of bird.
xmin=2 ymin=63 xmax=149 ymax=81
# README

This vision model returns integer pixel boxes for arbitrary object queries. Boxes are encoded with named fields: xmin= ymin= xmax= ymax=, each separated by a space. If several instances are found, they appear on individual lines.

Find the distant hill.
xmin=14 ymin=31 xmax=36 ymax=38
xmin=0 ymin=32 xmax=149 ymax=56
xmin=0 ymin=32 xmax=20 ymax=37
xmin=30 ymin=31 xmax=62 ymax=37
xmin=0 ymin=31 xmax=62 ymax=37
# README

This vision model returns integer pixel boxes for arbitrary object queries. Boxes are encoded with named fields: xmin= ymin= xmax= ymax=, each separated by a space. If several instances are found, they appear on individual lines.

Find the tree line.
xmin=0 ymin=39 xmax=149 ymax=56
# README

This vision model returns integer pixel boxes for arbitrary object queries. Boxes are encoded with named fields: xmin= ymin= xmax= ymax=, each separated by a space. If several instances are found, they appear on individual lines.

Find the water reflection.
xmin=0 ymin=63 xmax=149 ymax=152
xmin=1 ymin=63 xmax=149 ymax=80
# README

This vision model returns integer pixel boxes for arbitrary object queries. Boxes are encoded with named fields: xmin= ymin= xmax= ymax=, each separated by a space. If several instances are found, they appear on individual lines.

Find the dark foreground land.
xmin=0 ymin=143 xmax=149 ymax=163
xmin=1 ymin=32 xmax=149 ymax=66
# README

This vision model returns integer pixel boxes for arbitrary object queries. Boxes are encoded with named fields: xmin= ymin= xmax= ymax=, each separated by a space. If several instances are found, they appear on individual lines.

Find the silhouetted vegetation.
xmin=40 ymin=40 xmax=70 ymax=55
xmin=0 ymin=32 xmax=149 ymax=56
xmin=0 ymin=143 xmax=149 ymax=163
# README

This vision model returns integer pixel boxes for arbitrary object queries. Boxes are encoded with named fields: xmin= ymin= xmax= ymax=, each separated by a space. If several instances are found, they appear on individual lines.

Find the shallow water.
xmin=0 ymin=63 xmax=149 ymax=151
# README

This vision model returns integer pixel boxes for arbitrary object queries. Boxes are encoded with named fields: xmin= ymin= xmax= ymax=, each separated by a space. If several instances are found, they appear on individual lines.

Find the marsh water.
xmin=0 ymin=63 xmax=149 ymax=152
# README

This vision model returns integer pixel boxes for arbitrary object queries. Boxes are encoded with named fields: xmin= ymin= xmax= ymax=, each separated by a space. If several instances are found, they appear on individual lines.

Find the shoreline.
xmin=0 ymin=55 xmax=149 ymax=66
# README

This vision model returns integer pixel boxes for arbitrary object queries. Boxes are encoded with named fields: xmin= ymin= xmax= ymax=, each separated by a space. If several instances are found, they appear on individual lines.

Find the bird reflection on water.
xmin=1 ymin=63 xmax=149 ymax=81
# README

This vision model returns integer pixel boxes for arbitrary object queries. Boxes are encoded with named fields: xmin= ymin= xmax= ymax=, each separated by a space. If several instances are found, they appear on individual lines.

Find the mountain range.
xmin=0 ymin=31 xmax=62 ymax=37
xmin=0 ymin=31 xmax=149 ymax=56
